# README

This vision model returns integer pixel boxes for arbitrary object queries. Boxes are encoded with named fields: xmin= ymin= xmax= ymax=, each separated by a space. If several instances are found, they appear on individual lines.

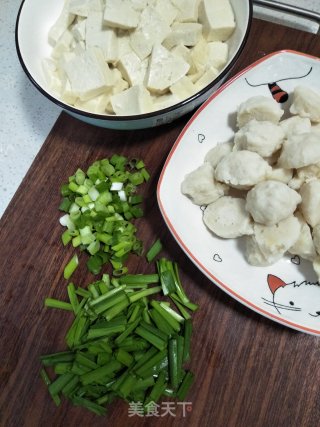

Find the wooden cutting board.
xmin=1 ymin=19 xmax=320 ymax=427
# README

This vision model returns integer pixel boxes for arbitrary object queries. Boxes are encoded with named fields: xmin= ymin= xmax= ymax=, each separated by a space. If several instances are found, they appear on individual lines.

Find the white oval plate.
xmin=157 ymin=50 xmax=320 ymax=336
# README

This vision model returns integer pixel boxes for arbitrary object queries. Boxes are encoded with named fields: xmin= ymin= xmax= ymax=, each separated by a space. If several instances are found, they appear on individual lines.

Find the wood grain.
xmin=1 ymin=19 xmax=320 ymax=427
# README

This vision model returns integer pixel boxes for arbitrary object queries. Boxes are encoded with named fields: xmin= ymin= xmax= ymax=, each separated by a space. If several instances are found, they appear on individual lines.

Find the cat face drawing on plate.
xmin=262 ymin=274 xmax=320 ymax=319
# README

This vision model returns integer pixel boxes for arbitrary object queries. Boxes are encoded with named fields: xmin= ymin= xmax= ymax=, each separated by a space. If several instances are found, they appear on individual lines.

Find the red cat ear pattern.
xmin=267 ymin=274 xmax=287 ymax=294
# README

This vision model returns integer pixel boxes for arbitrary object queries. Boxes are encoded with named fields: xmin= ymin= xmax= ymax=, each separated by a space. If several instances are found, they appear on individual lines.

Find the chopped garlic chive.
xmin=159 ymin=302 xmax=184 ymax=323
xmin=45 ymin=298 xmax=73 ymax=311
xmin=146 ymin=239 xmax=162 ymax=262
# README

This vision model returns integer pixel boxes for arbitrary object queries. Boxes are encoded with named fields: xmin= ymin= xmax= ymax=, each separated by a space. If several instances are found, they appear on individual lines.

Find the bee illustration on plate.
xmin=245 ymin=66 xmax=313 ymax=103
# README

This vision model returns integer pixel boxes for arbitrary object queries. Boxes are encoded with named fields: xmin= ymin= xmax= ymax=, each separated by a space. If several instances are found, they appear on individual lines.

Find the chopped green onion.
xmin=59 ymin=157 xmax=150 ymax=274
xmin=63 ymin=254 xmax=79 ymax=280
xmin=67 ymin=283 xmax=79 ymax=314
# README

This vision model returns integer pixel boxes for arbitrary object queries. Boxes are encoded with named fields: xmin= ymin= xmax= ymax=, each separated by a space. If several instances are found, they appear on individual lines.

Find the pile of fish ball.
xmin=181 ymin=85 xmax=320 ymax=279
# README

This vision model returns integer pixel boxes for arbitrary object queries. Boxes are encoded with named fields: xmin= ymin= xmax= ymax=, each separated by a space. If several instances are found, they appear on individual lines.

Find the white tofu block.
xmin=190 ymin=39 xmax=229 ymax=74
xmin=146 ymin=43 xmax=190 ymax=93
xmin=42 ymin=58 xmax=63 ymax=95
xmin=312 ymin=124 xmax=320 ymax=134
xmin=51 ymin=30 xmax=74 ymax=59
xmin=169 ymin=76 xmax=197 ymax=99
xmin=68 ymin=0 xmax=92 ymax=17
xmin=131 ymin=0 xmax=148 ymax=10
xmin=117 ymin=31 xmax=133 ymax=57
xmin=61 ymin=78 xmax=78 ymax=104
xmin=130 ymin=31 xmax=151 ymax=61
xmin=194 ymin=66 xmax=219 ymax=90
xmin=118 ymin=52 xmax=148 ymax=86
xmin=111 ymin=85 xmax=153 ymax=115
xmin=171 ymin=44 xmax=193 ymax=69
xmin=190 ymin=37 xmax=208 ymax=72
xmin=62 ymin=47 xmax=115 ymax=101
xmin=57 ymin=51 xmax=77 ymax=76
xmin=198 ymin=0 xmax=235 ymax=41
xmin=86 ymin=10 xmax=118 ymax=63
xmin=154 ymin=0 xmax=178 ymax=25
xmin=207 ymin=41 xmax=229 ymax=70
xmin=188 ymin=69 xmax=205 ymax=83
xmin=49 ymin=1 xmax=75 ymax=46
xmin=74 ymin=92 xmax=111 ymax=113
xmin=172 ymin=0 xmax=200 ymax=22
xmin=112 ymin=77 xmax=129 ymax=95
xmin=152 ymin=93 xmax=180 ymax=111
xmin=104 ymin=0 xmax=139 ymax=30
xmin=163 ymin=23 xmax=202 ymax=49
xmin=72 ymin=40 xmax=86 ymax=55
xmin=71 ymin=18 xmax=86 ymax=41
xmin=130 ymin=7 xmax=172 ymax=60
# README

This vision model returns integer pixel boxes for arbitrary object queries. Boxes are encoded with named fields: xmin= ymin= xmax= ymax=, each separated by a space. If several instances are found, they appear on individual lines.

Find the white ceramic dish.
xmin=158 ymin=50 xmax=320 ymax=336
xmin=15 ymin=0 xmax=252 ymax=130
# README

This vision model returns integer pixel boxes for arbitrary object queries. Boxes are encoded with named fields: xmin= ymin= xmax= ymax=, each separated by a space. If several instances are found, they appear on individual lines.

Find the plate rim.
xmin=157 ymin=49 xmax=320 ymax=336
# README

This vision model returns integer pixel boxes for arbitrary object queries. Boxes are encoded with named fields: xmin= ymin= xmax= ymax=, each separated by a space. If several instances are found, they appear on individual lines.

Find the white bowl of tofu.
xmin=16 ymin=0 xmax=252 ymax=130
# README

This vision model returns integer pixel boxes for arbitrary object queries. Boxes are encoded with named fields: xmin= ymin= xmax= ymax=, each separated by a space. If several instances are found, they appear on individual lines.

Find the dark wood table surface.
xmin=1 ymin=18 xmax=320 ymax=427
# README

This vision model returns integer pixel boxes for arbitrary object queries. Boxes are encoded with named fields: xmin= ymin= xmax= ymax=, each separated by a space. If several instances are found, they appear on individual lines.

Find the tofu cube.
xmin=163 ymin=23 xmax=203 ymax=49
xmin=104 ymin=0 xmax=139 ymax=30
xmin=51 ymin=30 xmax=74 ymax=59
xmin=154 ymin=0 xmax=178 ymax=25
xmin=191 ymin=38 xmax=229 ymax=73
xmin=169 ymin=76 xmax=197 ymax=99
xmin=172 ymin=0 xmax=201 ymax=22
xmin=41 ymin=58 xmax=63 ymax=95
xmin=74 ymin=92 xmax=111 ymax=113
xmin=207 ymin=41 xmax=229 ymax=70
xmin=86 ymin=10 xmax=118 ymax=63
xmin=131 ymin=0 xmax=148 ymax=10
xmin=118 ymin=52 xmax=148 ymax=86
xmin=68 ymin=0 xmax=92 ymax=17
xmin=48 ymin=2 xmax=75 ymax=46
xmin=111 ymin=68 xmax=129 ymax=94
xmin=190 ymin=37 xmax=209 ymax=72
xmin=62 ymin=47 xmax=115 ymax=101
xmin=61 ymin=78 xmax=78 ymax=104
xmin=130 ymin=6 xmax=171 ymax=60
xmin=152 ymin=93 xmax=181 ymax=111
xmin=198 ymin=0 xmax=236 ymax=41
xmin=71 ymin=18 xmax=86 ymax=41
xmin=194 ymin=66 xmax=219 ymax=90
xmin=146 ymin=43 xmax=190 ymax=93
xmin=117 ymin=31 xmax=133 ymax=57
xmin=171 ymin=43 xmax=195 ymax=73
xmin=111 ymin=85 xmax=153 ymax=115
